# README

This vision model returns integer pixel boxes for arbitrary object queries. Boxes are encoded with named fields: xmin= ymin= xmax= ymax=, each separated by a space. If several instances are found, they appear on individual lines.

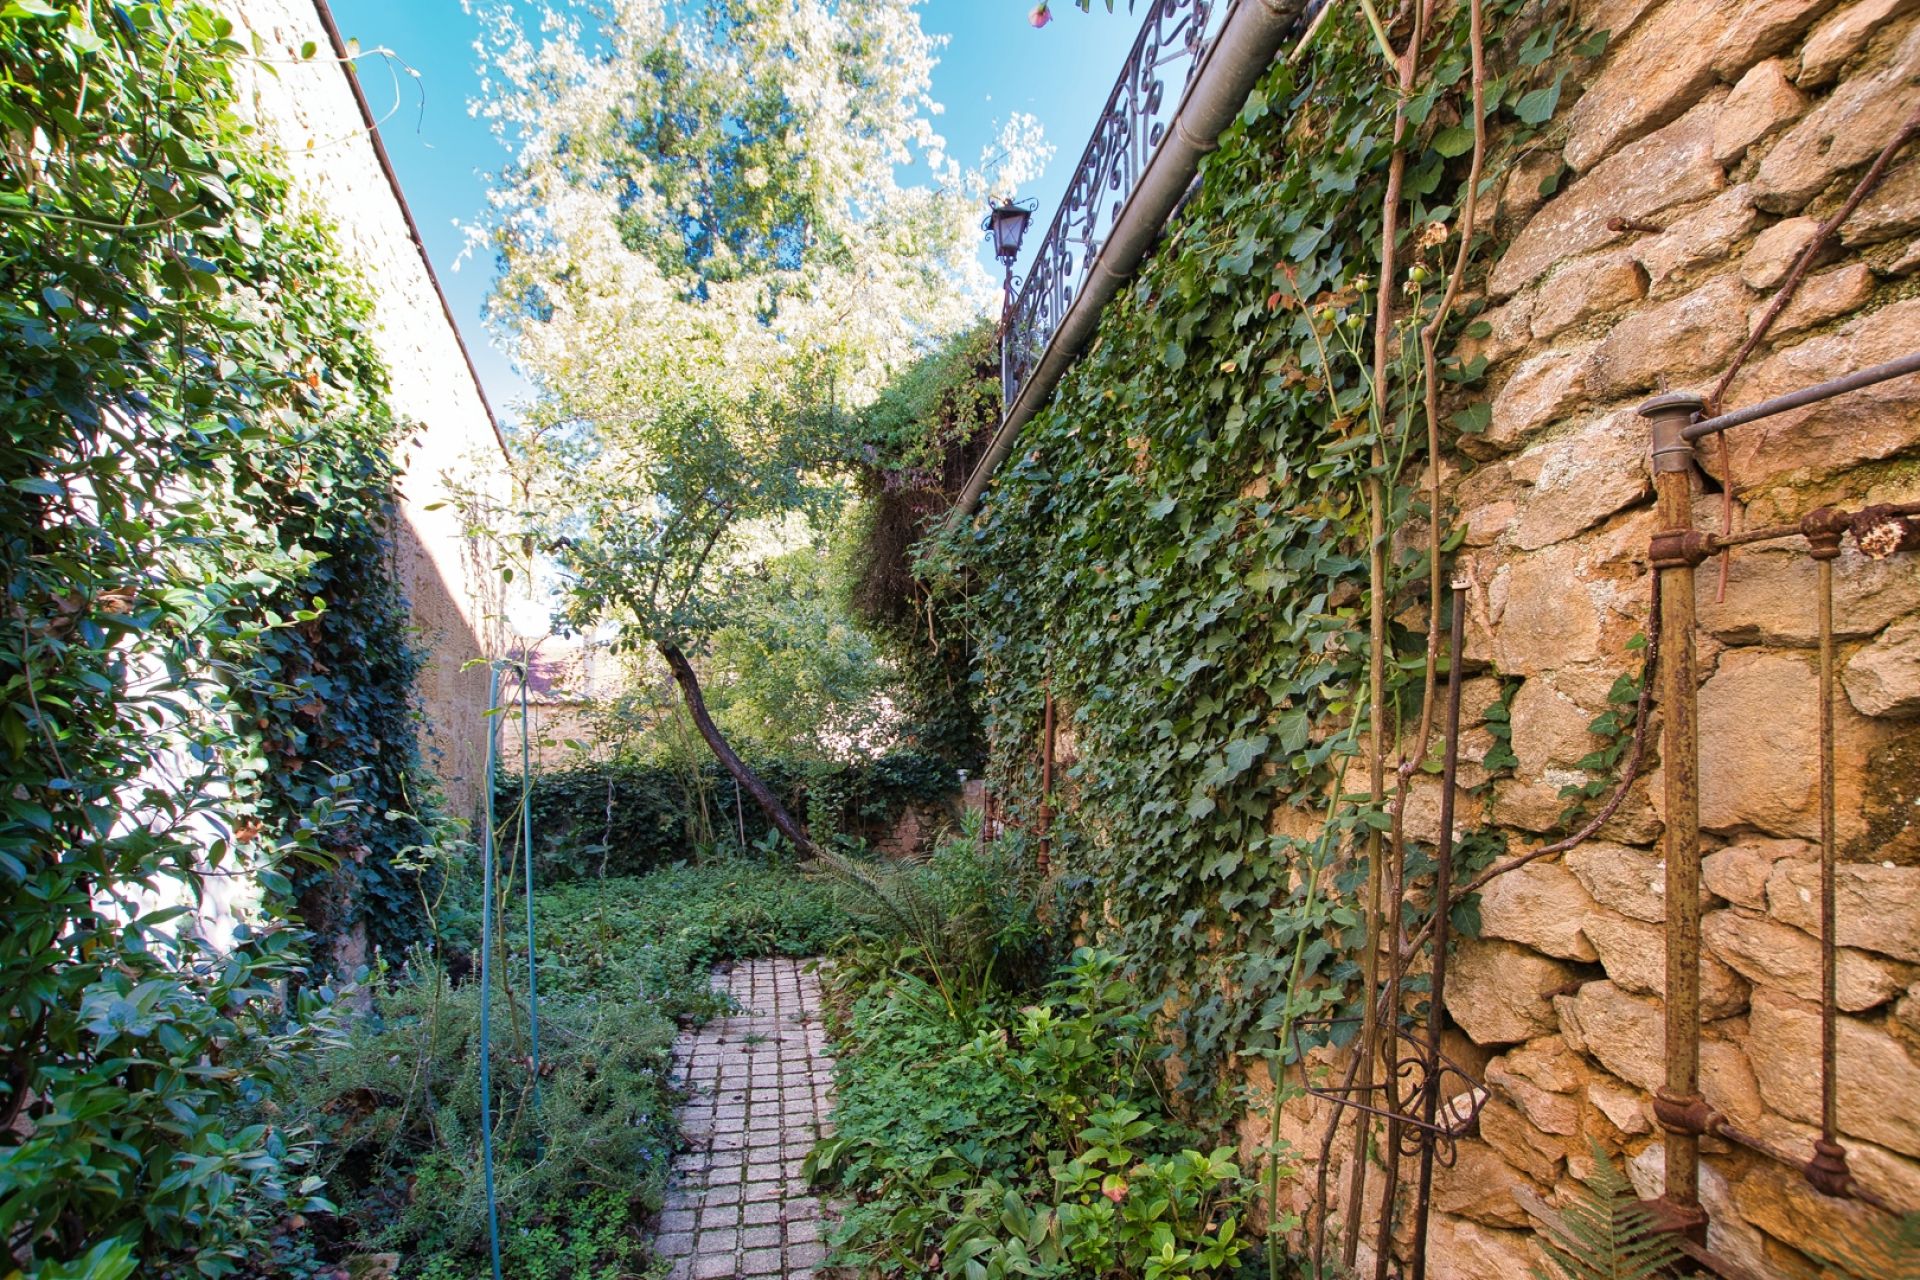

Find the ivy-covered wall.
xmin=0 ymin=1 xmax=469 ymax=1265
xmin=229 ymin=0 xmax=514 ymax=835
xmin=942 ymin=0 xmax=1920 ymax=1274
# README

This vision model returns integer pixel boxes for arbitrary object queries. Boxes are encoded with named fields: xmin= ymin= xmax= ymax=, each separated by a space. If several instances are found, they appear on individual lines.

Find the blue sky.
xmin=326 ymin=0 xmax=1145 ymax=421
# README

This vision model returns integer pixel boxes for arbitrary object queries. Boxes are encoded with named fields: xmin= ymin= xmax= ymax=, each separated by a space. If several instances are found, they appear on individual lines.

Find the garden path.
xmin=660 ymin=957 xmax=835 ymax=1279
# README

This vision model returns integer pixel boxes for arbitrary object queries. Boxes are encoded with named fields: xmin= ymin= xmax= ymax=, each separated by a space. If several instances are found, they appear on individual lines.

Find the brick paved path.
xmin=659 ymin=957 xmax=834 ymax=1279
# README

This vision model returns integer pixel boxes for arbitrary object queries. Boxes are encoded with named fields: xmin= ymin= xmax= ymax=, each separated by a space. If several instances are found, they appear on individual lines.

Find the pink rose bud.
xmin=1030 ymin=3 xmax=1053 ymax=27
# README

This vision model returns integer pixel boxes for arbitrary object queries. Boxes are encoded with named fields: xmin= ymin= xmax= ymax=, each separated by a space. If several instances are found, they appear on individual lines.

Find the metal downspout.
xmin=953 ymin=0 xmax=1306 ymax=516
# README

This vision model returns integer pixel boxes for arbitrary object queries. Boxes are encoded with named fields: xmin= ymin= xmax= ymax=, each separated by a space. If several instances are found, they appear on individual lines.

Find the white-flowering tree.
xmin=470 ymin=0 xmax=1048 ymax=849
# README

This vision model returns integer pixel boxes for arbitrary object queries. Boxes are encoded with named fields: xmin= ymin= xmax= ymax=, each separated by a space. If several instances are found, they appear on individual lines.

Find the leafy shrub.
xmin=0 ymin=1 xmax=449 ymax=1269
xmin=815 ymin=815 xmax=1052 ymax=1024
xmin=290 ymin=962 xmax=677 ymax=1271
xmin=287 ymin=855 xmax=853 ymax=1278
xmin=809 ymin=948 xmax=1257 ymax=1279
xmin=510 ymin=750 xmax=960 ymax=881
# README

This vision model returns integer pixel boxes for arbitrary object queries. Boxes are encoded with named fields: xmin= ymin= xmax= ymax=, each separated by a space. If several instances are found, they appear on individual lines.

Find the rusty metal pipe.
xmin=1640 ymin=393 xmax=1708 ymax=1230
xmin=1681 ymin=352 xmax=1920 ymax=441
xmin=1800 ymin=509 xmax=1860 ymax=1203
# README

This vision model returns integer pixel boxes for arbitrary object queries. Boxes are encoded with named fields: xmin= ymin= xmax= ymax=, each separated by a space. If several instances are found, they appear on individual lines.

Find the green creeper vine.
xmin=0 ymin=2 xmax=443 ymax=1270
xmin=920 ymin=0 xmax=1608 ymax=1258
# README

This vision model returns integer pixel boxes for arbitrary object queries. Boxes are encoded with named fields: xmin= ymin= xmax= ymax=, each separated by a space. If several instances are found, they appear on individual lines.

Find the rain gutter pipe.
xmin=954 ymin=0 xmax=1308 ymax=516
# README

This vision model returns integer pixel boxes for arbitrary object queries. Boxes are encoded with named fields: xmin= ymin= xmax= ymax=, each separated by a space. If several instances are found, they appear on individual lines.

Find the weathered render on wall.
xmin=1280 ymin=3 xmax=1920 ymax=1274
xmin=225 ymin=0 xmax=512 ymax=825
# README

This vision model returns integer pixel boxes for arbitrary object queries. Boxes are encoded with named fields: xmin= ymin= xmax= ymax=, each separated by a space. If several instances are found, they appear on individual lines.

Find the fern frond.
xmin=1528 ymin=1142 xmax=1687 ymax=1280
xmin=1816 ymin=1209 xmax=1920 ymax=1280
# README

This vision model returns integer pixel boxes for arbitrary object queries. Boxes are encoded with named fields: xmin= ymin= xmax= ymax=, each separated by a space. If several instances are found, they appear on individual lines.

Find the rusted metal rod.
xmin=1682 ymin=352 xmax=1920 ymax=441
xmin=1803 ymin=510 xmax=1858 ymax=1203
xmin=1696 ymin=501 xmax=1920 ymax=552
xmin=1640 ymin=393 xmax=1709 ymax=1234
xmin=1408 ymin=583 xmax=1467 ymax=1280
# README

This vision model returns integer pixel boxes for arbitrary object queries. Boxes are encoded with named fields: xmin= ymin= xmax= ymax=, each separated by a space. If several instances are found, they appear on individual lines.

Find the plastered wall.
xmin=226 ymin=0 xmax=511 ymax=828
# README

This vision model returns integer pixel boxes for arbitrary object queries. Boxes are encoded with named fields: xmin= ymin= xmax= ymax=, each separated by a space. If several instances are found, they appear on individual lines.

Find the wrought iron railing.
xmin=1000 ymin=0 xmax=1230 ymax=408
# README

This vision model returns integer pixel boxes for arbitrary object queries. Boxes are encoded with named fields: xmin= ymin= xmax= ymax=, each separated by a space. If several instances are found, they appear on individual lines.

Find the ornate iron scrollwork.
xmin=1001 ymin=0 xmax=1224 ymax=408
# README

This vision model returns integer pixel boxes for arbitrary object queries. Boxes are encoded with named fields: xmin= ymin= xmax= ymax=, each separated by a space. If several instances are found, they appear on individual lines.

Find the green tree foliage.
xmin=0 ymin=1 xmax=438 ymax=1270
xmin=470 ymin=0 xmax=1045 ymax=844
xmin=705 ymin=544 xmax=900 ymax=760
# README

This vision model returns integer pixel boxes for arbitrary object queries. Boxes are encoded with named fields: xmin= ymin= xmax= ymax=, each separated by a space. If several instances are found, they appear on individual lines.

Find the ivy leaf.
xmin=1220 ymin=734 xmax=1269 ymax=781
xmin=1450 ymin=403 xmax=1491 ymax=435
xmin=1513 ymin=72 xmax=1568 ymax=126
xmin=1432 ymin=125 xmax=1474 ymax=158
xmin=1146 ymin=496 xmax=1176 ymax=519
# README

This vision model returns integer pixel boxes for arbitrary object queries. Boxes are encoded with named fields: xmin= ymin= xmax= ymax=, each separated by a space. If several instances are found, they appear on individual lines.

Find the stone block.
xmin=1530 ymin=252 xmax=1648 ymax=340
xmin=1511 ymin=408 xmax=1654 ymax=551
xmin=1587 ymin=1076 xmax=1652 ymax=1135
xmin=1480 ymin=860 xmax=1602 ymax=962
xmin=1563 ymin=979 xmax=1665 ymax=1092
xmin=1561 ymin=0 xmax=1727 ymax=173
xmin=1698 ymin=648 xmax=1818 ymax=836
xmin=1748 ymin=986 xmax=1920 ymax=1155
xmin=1456 ymin=294 xmax=1536 ymax=368
xmin=1445 ymin=939 xmax=1581 ymax=1045
xmin=1702 ymin=908 xmax=1904 ymax=1010
xmin=1702 ymin=1035 xmax=1769 ymax=1127
xmin=1697 ymin=542 xmax=1920 ymax=647
xmin=1423 ymin=1214 xmax=1544 ymax=1280
xmin=1588 ymin=275 xmax=1750 ymax=400
xmin=1756 ymin=20 xmax=1920 ymax=212
xmin=1634 ymin=185 xmax=1762 ymax=286
xmin=1508 ymin=677 xmax=1602 ymax=772
xmin=1740 ymin=215 xmax=1823 ymax=289
xmin=1703 ymin=838 xmax=1812 ymax=909
xmin=1431 ymin=1139 xmax=1541 ymax=1229
xmin=1839 ymin=155 xmax=1920 ymax=246
xmin=1711 ymin=0 xmax=1845 ymax=79
xmin=1486 ymin=344 xmax=1594 ymax=449
xmin=1490 ymin=541 xmax=1608 ymax=675
xmin=1750 ymin=262 xmax=1876 ymax=340
xmin=1799 ymin=0 xmax=1920 ymax=86
xmin=1767 ymin=859 xmax=1920 ymax=961
xmin=1567 ymin=841 xmax=1667 ymax=922
xmin=1735 ymin=1140 xmax=1906 ymax=1263
xmin=1720 ymin=298 xmax=1920 ymax=487
xmin=1715 ymin=58 xmax=1811 ymax=165
xmin=1586 ymin=909 xmax=1751 ymax=1018
xmin=1845 ymin=617 xmax=1920 ymax=717
xmin=1477 ymin=1097 xmax=1567 ymax=1183
xmin=1493 ymin=101 xmax=1727 ymax=296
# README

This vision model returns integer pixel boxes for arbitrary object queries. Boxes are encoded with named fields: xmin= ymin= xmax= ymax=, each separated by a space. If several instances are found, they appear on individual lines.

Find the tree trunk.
xmin=656 ymin=640 xmax=813 ymax=856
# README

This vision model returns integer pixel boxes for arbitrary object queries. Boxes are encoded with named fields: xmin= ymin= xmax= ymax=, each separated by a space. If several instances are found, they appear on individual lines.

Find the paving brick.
xmin=663 ymin=957 xmax=836 ymax=1278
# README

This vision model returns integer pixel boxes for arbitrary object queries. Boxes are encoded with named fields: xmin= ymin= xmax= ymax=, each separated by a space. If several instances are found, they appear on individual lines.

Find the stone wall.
xmin=1251 ymin=2 xmax=1920 ymax=1274
xmin=225 ymin=0 xmax=512 ymax=826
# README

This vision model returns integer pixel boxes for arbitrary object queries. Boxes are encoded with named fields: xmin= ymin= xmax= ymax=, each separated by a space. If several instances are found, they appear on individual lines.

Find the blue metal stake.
xmin=521 ymin=654 xmax=541 ymax=1109
xmin=479 ymin=664 xmax=504 ymax=1280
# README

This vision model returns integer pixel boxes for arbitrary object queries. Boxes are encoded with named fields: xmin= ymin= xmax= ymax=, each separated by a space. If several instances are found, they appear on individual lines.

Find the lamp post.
xmin=983 ymin=196 xmax=1036 ymax=403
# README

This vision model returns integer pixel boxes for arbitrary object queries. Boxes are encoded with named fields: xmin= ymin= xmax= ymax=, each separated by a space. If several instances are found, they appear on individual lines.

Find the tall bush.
xmin=0 ymin=2 xmax=438 ymax=1270
xmin=510 ymin=749 xmax=960 ymax=880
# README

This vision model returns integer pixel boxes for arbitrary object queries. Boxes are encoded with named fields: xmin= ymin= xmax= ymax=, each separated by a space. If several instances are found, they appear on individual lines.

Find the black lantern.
xmin=983 ymin=197 xmax=1037 ymax=267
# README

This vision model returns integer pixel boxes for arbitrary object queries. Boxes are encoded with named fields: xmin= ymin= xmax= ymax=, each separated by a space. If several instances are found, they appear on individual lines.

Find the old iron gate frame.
xmin=1638 ymin=352 xmax=1920 ymax=1278
xmin=1284 ymin=352 xmax=1920 ymax=1280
